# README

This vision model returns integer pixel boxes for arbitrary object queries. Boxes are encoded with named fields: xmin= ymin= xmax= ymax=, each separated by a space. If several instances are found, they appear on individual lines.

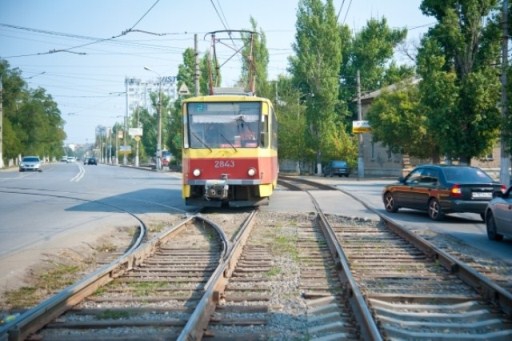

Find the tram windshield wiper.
xmin=220 ymin=134 xmax=237 ymax=151
xmin=191 ymin=132 xmax=212 ymax=152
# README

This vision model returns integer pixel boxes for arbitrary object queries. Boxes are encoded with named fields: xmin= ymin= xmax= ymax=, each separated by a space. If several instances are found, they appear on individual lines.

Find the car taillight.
xmin=501 ymin=184 xmax=507 ymax=193
xmin=450 ymin=184 xmax=462 ymax=198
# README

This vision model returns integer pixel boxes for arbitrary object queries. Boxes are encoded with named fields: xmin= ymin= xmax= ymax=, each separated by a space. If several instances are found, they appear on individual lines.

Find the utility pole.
xmin=123 ymin=77 xmax=128 ymax=166
xmin=0 ymin=76 xmax=4 ymax=169
xmin=194 ymin=33 xmax=200 ymax=96
xmin=357 ymin=70 xmax=364 ymax=179
xmin=501 ymin=0 xmax=511 ymax=186
xmin=144 ymin=66 xmax=162 ymax=171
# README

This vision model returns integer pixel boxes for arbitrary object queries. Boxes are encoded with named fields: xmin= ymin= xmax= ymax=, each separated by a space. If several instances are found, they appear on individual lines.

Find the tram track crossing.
xmin=2 ymin=177 xmax=512 ymax=340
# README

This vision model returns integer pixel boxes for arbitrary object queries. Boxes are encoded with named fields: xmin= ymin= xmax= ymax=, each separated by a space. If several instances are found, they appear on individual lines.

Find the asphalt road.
xmin=0 ymin=162 xmax=184 ymax=292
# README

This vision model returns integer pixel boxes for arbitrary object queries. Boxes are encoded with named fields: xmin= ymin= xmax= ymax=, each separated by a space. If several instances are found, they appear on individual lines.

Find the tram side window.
xmin=260 ymin=115 xmax=269 ymax=148
xmin=271 ymin=109 xmax=277 ymax=150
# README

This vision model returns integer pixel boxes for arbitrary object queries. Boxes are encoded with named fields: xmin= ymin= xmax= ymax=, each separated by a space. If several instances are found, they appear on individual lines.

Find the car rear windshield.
xmin=443 ymin=167 xmax=493 ymax=183
xmin=332 ymin=161 xmax=347 ymax=167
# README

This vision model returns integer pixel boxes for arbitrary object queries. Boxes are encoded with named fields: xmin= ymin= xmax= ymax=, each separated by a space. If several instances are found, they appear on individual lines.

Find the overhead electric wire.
xmin=336 ymin=0 xmax=346 ymax=23
xmin=342 ymin=0 xmax=353 ymax=25
xmin=209 ymin=0 xmax=230 ymax=31
xmin=2 ymin=0 xmax=162 ymax=58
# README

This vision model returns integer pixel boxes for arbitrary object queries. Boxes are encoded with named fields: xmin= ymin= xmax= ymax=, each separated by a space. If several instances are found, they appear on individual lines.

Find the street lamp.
xmin=144 ymin=66 xmax=162 ymax=171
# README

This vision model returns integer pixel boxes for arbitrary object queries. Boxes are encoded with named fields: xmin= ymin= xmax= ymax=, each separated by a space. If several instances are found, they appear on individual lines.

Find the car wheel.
xmin=486 ymin=212 xmax=503 ymax=241
xmin=428 ymin=198 xmax=444 ymax=221
xmin=383 ymin=192 xmax=399 ymax=213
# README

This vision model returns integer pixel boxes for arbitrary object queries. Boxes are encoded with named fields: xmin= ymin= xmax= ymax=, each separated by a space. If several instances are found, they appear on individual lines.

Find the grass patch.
xmin=38 ymin=263 xmax=81 ymax=291
xmin=95 ymin=241 xmax=117 ymax=253
xmin=4 ymin=262 xmax=82 ymax=309
xmin=127 ymin=281 xmax=167 ymax=297
xmin=266 ymin=266 xmax=281 ymax=277
xmin=3 ymin=286 xmax=39 ymax=308
xmin=148 ymin=222 xmax=167 ymax=234
xmin=272 ymin=235 xmax=299 ymax=261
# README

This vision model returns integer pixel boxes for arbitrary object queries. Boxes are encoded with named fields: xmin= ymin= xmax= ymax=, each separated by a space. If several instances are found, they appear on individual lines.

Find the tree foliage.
xmin=177 ymin=48 xmax=197 ymax=96
xmin=289 ymin=0 xmax=342 ymax=168
xmin=273 ymin=76 xmax=307 ymax=162
xmin=340 ymin=18 xmax=414 ymax=119
xmin=367 ymin=82 xmax=438 ymax=160
xmin=417 ymin=0 xmax=502 ymax=163
xmin=241 ymin=17 xmax=271 ymax=97
xmin=1 ymin=59 xmax=66 ymax=162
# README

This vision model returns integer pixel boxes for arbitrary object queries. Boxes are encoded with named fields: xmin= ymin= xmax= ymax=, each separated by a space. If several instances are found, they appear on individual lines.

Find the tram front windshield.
xmin=187 ymin=102 xmax=261 ymax=148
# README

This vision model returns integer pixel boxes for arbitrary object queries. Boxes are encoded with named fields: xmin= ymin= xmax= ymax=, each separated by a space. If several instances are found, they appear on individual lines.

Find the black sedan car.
xmin=383 ymin=164 xmax=505 ymax=221
xmin=86 ymin=157 xmax=97 ymax=165
xmin=485 ymin=186 xmax=512 ymax=241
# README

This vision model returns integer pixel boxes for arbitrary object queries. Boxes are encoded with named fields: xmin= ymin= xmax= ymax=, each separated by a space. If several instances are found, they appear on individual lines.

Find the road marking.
xmin=70 ymin=164 xmax=85 ymax=182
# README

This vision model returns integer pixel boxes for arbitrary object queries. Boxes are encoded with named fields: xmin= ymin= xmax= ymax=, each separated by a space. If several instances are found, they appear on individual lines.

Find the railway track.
xmin=3 ymin=176 xmax=512 ymax=340
xmin=414 ymin=229 xmax=512 ymax=294
xmin=280 ymin=175 xmax=512 ymax=339
xmin=199 ymin=210 xmax=374 ymax=340
xmin=0 ymin=213 xmax=250 ymax=340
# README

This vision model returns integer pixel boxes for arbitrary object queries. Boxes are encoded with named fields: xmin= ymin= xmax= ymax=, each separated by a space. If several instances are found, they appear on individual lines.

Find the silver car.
xmin=19 ymin=156 xmax=42 ymax=172
xmin=485 ymin=186 xmax=512 ymax=241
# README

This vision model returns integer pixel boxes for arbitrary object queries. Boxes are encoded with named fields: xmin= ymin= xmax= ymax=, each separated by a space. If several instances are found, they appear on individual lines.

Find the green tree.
xmin=136 ymin=91 xmax=171 ymax=162
xmin=1 ymin=59 xmax=66 ymax=162
xmin=366 ymin=82 xmax=438 ymax=160
xmin=274 ymin=76 xmax=307 ymax=163
xmin=417 ymin=0 xmax=501 ymax=164
xmin=340 ymin=18 xmax=414 ymax=121
xmin=241 ymin=17 xmax=270 ymax=97
xmin=289 ymin=0 xmax=342 ymax=172
xmin=177 ymin=48 xmax=197 ymax=96
xmin=199 ymin=53 xmax=211 ymax=96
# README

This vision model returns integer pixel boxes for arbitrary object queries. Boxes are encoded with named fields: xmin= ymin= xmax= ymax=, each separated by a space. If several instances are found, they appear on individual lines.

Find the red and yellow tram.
xmin=181 ymin=92 xmax=278 ymax=207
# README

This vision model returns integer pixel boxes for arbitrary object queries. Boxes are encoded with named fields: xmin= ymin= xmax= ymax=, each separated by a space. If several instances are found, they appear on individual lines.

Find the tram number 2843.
xmin=214 ymin=160 xmax=235 ymax=168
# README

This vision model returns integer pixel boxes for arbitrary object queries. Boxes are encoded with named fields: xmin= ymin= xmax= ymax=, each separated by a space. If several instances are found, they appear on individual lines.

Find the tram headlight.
xmin=247 ymin=167 xmax=256 ymax=177
xmin=193 ymin=169 xmax=201 ymax=177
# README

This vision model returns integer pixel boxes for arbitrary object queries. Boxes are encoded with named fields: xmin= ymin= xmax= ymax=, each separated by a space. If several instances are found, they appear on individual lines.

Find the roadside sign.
xmin=352 ymin=120 xmax=371 ymax=133
xmin=129 ymin=128 xmax=143 ymax=137
xmin=179 ymin=83 xmax=190 ymax=95
xmin=119 ymin=145 xmax=132 ymax=153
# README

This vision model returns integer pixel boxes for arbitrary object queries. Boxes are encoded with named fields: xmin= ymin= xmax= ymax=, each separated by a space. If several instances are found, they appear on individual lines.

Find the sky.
xmin=0 ymin=0 xmax=433 ymax=145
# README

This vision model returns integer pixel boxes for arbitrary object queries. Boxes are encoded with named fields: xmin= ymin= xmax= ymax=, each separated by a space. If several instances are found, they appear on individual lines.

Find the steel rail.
xmin=279 ymin=174 xmax=335 ymax=191
xmin=380 ymin=215 xmax=512 ymax=315
xmin=306 ymin=192 xmax=382 ymax=341
xmin=1 ymin=215 xmax=206 ymax=341
xmin=178 ymin=209 xmax=258 ymax=341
